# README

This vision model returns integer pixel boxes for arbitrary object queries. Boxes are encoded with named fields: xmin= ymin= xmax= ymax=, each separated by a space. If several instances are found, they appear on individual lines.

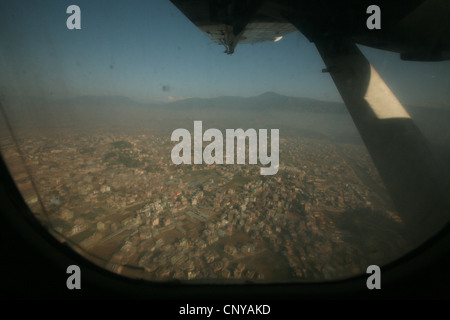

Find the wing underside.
xmin=171 ymin=0 xmax=296 ymax=54
xmin=170 ymin=0 xmax=450 ymax=60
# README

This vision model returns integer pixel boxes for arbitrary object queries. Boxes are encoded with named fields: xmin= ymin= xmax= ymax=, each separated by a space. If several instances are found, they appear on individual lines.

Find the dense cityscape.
xmin=0 ymin=124 xmax=412 ymax=282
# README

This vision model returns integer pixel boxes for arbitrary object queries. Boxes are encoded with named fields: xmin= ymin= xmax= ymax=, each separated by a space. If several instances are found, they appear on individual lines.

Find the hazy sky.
xmin=0 ymin=0 xmax=449 ymax=107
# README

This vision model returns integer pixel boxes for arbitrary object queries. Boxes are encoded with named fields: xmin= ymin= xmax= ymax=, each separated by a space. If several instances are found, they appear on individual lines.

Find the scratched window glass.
xmin=0 ymin=0 xmax=449 ymax=283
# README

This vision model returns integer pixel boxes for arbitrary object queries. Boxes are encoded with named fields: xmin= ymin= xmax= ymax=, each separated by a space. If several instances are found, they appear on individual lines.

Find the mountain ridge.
xmin=2 ymin=92 xmax=449 ymax=116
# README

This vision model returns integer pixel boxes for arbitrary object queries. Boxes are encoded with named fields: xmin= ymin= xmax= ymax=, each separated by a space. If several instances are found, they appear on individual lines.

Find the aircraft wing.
xmin=170 ymin=0 xmax=450 ymax=60
xmin=170 ymin=0 xmax=297 ymax=54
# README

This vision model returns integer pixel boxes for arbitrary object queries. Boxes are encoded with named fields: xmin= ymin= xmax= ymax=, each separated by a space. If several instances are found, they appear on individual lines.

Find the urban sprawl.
xmin=1 ymin=129 xmax=411 ymax=282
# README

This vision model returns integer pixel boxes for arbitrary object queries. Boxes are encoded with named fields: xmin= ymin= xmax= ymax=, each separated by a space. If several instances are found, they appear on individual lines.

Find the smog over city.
xmin=1 ymin=91 xmax=449 ymax=282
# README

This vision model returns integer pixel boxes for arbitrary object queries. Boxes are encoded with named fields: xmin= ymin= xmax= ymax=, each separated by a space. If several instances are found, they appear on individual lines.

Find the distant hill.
xmin=166 ymin=91 xmax=347 ymax=114
xmin=5 ymin=92 xmax=448 ymax=116
xmin=1 ymin=93 xmax=449 ymax=146
xmin=0 ymin=92 xmax=349 ymax=131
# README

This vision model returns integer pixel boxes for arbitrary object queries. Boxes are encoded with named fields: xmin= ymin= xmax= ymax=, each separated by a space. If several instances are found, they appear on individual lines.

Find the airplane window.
xmin=0 ymin=0 xmax=448 ymax=283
